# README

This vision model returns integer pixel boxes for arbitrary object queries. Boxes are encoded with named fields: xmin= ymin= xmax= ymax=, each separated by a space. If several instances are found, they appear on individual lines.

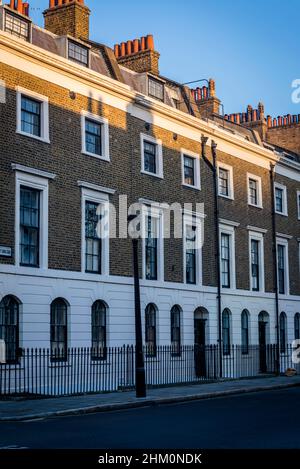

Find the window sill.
xmin=248 ymin=203 xmax=263 ymax=209
xmin=141 ymin=170 xmax=164 ymax=180
xmin=142 ymin=278 xmax=164 ymax=286
xmin=184 ymin=281 xmax=202 ymax=288
xmin=275 ymin=211 xmax=288 ymax=217
xmin=182 ymin=183 xmax=201 ymax=191
xmin=16 ymin=130 xmax=50 ymax=144
xmin=18 ymin=264 xmax=48 ymax=270
xmin=218 ymin=194 xmax=234 ymax=201
xmin=81 ymin=150 xmax=110 ymax=162
xmin=221 ymin=286 xmax=236 ymax=292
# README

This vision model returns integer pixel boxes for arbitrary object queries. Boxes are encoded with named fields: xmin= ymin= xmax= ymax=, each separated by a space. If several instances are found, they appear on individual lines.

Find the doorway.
xmin=194 ymin=308 xmax=208 ymax=378
xmin=258 ymin=312 xmax=269 ymax=373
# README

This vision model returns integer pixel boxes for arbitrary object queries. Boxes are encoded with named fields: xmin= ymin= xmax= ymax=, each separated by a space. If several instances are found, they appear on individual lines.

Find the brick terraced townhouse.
xmin=0 ymin=0 xmax=300 ymax=392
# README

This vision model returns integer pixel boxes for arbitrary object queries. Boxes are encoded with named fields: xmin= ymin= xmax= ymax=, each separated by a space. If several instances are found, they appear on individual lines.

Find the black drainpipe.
xmin=270 ymin=163 xmax=280 ymax=375
xmin=201 ymin=136 xmax=223 ymax=378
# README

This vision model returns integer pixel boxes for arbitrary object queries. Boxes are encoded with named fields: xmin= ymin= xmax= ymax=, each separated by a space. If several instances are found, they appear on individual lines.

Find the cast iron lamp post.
xmin=128 ymin=214 xmax=146 ymax=398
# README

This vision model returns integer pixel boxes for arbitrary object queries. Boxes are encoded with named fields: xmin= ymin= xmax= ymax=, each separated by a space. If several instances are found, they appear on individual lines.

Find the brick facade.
xmin=0 ymin=1 xmax=299 ymax=352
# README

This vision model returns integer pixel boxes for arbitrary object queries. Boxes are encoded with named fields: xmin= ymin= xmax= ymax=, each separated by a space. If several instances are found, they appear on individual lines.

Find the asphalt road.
xmin=0 ymin=388 xmax=299 ymax=449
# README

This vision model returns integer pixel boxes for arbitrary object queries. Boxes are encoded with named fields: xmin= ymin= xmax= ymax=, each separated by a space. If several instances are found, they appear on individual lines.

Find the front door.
xmin=194 ymin=319 xmax=206 ymax=377
xmin=259 ymin=321 xmax=267 ymax=373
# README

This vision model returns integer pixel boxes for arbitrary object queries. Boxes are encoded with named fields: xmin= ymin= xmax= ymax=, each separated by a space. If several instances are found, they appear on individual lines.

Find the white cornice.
xmin=1 ymin=31 xmax=300 ymax=175
xmin=219 ymin=218 xmax=240 ymax=228
xmin=247 ymin=226 xmax=268 ymax=234
xmin=11 ymin=163 xmax=56 ymax=180
xmin=77 ymin=181 xmax=116 ymax=195
xmin=0 ymin=30 xmax=132 ymax=99
xmin=276 ymin=232 xmax=293 ymax=240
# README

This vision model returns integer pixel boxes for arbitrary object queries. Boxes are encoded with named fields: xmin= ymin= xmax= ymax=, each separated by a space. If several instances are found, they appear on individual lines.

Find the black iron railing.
xmin=0 ymin=344 xmax=298 ymax=398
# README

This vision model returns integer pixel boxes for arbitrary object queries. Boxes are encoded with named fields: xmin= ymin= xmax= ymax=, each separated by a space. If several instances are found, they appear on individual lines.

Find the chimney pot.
xmin=209 ymin=78 xmax=216 ymax=97
xmin=114 ymin=44 xmax=120 ymax=58
xmin=126 ymin=40 xmax=132 ymax=55
xmin=120 ymin=42 xmax=126 ymax=56
xmin=146 ymin=34 xmax=154 ymax=50
xmin=267 ymin=116 xmax=272 ymax=128
xmin=133 ymin=39 xmax=140 ymax=53
xmin=114 ymin=33 xmax=159 ymax=74
xmin=140 ymin=36 xmax=146 ymax=51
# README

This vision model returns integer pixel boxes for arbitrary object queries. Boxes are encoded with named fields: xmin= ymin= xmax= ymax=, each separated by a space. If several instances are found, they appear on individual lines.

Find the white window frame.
xmin=248 ymin=230 xmax=265 ymax=293
xmin=140 ymin=133 xmax=163 ymax=179
xmin=15 ymin=170 xmax=50 ymax=269
xmin=81 ymin=187 xmax=110 ymax=276
xmin=183 ymin=212 xmax=203 ymax=286
xmin=247 ymin=173 xmax=263 ymax=208
xmin=148 ymin=76 xmax=165 ymax=102
xmin=217 ymin=162 xmax=234 ymax=200
xmin=274 ymin=182 xmax=288 ymax=216
xmin=16 ymin=87 xmax=50 ymax=143
xmin=219 ymin=223 xmax=236 ymax=290
xmin=67 ymin=38 xmax=90 ymax=68
xmin=4 ymin=8 xmax=32 ymax=42
xmin=181 ymin=149 xmax=201 ymax=190
xmin=141 ymin=205 xmax=164 ymax=282
xmin=297 ymin=191 xmax=300 ymax=220
xmin=81 ymin=111 xmax=110 ymax=162
xmin=276 ymin=237 xmax=290 ymax=296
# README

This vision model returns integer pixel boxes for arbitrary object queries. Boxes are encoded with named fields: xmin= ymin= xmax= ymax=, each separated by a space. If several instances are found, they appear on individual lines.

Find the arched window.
xmin=50 ymin=298 xmax=68 ymax=361
xmin=241 ymin=310 xmax=249 ymax=355
xmin=171 ymin=305 xmax=181 ymax=356
xmin=280 ymin=312 xmax=287 ymax=353
xmin=222 ymin=309 xmax=231 ymax=355
xmin=295 ymin=313 xmax=300 ymax=341
xmin=145 ymin=303 xmax=157 ymax=357
xmin=0 ymin=296 xmax=19 ymax=363
xmin=92 ymin=301 xmax=107 ymax=360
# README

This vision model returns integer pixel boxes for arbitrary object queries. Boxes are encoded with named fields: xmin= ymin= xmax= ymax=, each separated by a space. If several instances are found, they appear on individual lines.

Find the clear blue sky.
xmin=27 ymin=0 xmax=300 ymax=117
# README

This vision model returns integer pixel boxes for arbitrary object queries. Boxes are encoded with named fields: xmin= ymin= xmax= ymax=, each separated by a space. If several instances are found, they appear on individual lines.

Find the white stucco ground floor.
xmin=1 ymin=266 xmax=300 ymax=396
xmin=0 ymin=265 xmax=299 ymax=349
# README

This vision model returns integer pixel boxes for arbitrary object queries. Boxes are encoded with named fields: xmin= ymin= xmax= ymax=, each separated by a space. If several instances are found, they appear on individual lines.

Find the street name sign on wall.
xmin=0 ymin=246 xmax=12 ymax=257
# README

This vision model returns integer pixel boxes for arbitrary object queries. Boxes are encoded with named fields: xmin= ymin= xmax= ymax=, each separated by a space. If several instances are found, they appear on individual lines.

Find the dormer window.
xmin=4 ymin=10 xmax=30 ymax=41
xmin=68 ymin=40 xmax=89 ymax=67
xmin=148 ymin=77 xmax=164 ymax=101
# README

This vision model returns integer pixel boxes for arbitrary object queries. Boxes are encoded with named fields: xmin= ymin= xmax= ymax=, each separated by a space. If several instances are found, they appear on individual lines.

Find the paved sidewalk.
xmin=0 ymin=375 xmax=299 ymax=422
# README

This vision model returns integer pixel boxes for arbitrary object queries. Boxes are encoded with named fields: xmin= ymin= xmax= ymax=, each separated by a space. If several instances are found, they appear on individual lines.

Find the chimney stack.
xmin=7 ymin=0 xmax=29 ymax=16
xmin=191 ymin=79 xmax=221 ymax=117
xmin=114 ymin=34 xmax=160 ymax=75
xmin=43 ymin=0 xmax=90 ymax=41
